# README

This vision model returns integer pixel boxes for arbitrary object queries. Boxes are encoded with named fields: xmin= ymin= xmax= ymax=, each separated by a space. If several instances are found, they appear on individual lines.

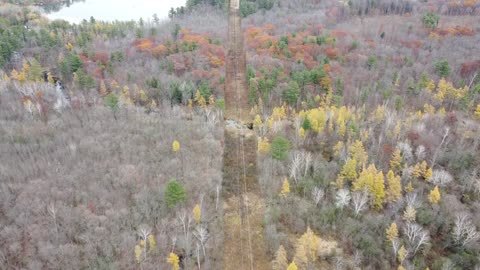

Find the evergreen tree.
xmin=271 ymin=136 xmax=290 ymax=160
xmin=165 ymin=179 xmax=187 ymax=208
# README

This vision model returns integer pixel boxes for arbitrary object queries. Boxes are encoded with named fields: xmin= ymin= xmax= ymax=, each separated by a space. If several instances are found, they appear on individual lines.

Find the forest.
xmin=1 ymin=0 xmax=480 ymax=269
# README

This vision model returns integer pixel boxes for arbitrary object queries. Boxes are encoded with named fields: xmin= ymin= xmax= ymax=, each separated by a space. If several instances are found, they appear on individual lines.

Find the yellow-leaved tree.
xmin=272 ymin=245 xmax=288 ymax=270
xmin=428 ymin=186 xmax=441 ymax=205
xmin=253 ymin=114 xmax=263 ymax=129
xmin=475 ymin=104 xmax=480 ymax=120
xmin=280 ymin=178 xmax=290 ymax=197
xmin=298 ymin=127 xmax=306 ymax=139
xmin=412 ymin=161 xmax=430 ymax=179
xmin=386 ymin=170 xmax=402 ymax=202
xmin=193 ymin=204 xmax=201 ymax=224
xmin=333 ymin=141 xmax=345 ymax=158
xmin=349 ymin=140 xmax=368 ymax=166
xmin=287 ymin=262 xmax=298 ymax=270
xmin=293 ymin=244 xmax=308 ymax=270
xmin=195 ymin=90 xmax=207 ymax=108
xmin=336 ymin=158 xmax=357 ymax=187
xmin=398 ymin=245 xmax=407 ymax=263
xmin=167 ymin=252 xmax=180 ymax=270
xmin=390 ymin=149 xmax=402 ymax=172
xmin=134 ymin=244 xmax=142 ymax=263
xmin=100 ymin=80 xmax=108 ymax=97
xmin=172 ymin=140 xmax=180 ymax=153
xmin=386 ymin=222 xmax=399 ymax=242
xmin=297 ymin=227 xmax=320 ymax=262
xmin=148 ymin=235 xmax=156 ymax=252
xmin=353 ymin=164 xmax=385 ymax=209
xmin=258 ymin=137 xmax=271 ymax=155
xmin=405 ymin=181 xmax=414 ymax=193
xmin=403 ymin=205 xmax=416 ymax=223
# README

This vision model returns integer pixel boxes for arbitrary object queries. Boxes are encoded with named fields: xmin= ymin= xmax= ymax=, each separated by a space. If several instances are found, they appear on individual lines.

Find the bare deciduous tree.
xmin=430 ymin=170 xmax=453 ymax=186
xmin=351 ymin=190 xmax=369 ymax=216
xmin=311 ymin=187 xmax=324 ymax=206
xmin=193 ymin=225 xmax=209 ymax=258
xmin=452 ymin=213 xmax=479 ymax=247
xmin=403 ymin=223 xmax=430 ymax=255
xmin=335 ymin=189 xmax=351 ymax=209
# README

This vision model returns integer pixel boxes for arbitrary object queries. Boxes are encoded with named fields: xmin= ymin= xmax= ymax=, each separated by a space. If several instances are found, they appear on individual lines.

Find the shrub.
xmin=367 ymin=55 xmax=378 ymax=70
xmin=435 ymin=60 xmax=451 ymax=77
xmin=422 ymin=12 xmax=439 ymax=29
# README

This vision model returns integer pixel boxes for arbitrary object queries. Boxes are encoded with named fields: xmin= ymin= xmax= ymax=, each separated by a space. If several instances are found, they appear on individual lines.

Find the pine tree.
xmin=280 ymin=178 xmax=290 ymax=197
xmin=386 ymin=170 xmax=402 ymax=202
xmin=165 ymin=179 xmax=187 ymax=208
xmin=272 ymin=245 xmax=288 ymax=270
xmin=428 ymin=186 xmax=441 ymax=205
xmin=167 ymin=252 xmax=180 ymax=270
xmin=390 ymin=149 xmax=402 ymax=172
xmin=105 ymin=93 xmax=119 ymax=120
xmin=386 ymin=222 xmax=399 ymax=242
xmin=193 ymin=204 xmax=201 ymax=224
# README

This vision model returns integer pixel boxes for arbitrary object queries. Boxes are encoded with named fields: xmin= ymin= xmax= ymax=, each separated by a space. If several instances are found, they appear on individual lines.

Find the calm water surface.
xmin=46 ymin=0 xmax=186 ymax=23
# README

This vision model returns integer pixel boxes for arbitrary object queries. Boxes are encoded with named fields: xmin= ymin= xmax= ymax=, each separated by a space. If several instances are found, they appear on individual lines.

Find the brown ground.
xmin=222 ymin=126 xmax=270 ymax=270
xmin=223 ymin=193 xmax=270 ymax=270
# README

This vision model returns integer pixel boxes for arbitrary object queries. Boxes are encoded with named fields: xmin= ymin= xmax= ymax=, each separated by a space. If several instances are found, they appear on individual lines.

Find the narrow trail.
xmin=222 ymin=0 xmax=270 ymax=269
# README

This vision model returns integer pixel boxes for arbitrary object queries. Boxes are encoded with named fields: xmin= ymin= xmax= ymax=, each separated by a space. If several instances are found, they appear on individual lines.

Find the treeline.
xmin=169 ymin=0 xmax=277 ymax=18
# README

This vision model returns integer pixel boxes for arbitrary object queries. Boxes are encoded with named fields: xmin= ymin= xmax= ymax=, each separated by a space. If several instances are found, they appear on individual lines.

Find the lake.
xmin=45 ymin=0 xmax=186 ymax=23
